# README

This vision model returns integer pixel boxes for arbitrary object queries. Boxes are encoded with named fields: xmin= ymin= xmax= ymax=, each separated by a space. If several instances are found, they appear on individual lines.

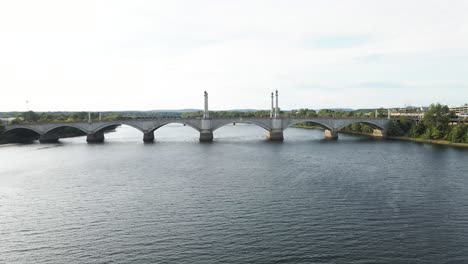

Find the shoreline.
xmin=293 ymin=125 xmax=468 ymax=148
xmin=386 ymin=136 xmax=468 ymax=148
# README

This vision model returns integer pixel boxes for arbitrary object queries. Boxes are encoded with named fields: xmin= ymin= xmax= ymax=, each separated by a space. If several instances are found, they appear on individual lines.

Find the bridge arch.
xmin=150 ymin=121 xmax=201 ymax=132
xmin=2 ymin=127 xmax=42 ymax=143
xmin=4 ymin=126 xmax=42 ymax=135
xmin=43 ymin=124 xmax=89 ymax=135
xmin=336 ymin=120 xmax=386 ymax=132
xmin=92 ymin=122 xmax=145 ymax=134
xmin=283 ymin=120 xmax=333 ymax=131
xmin=211 ymin=120 xmax=271 ymax=132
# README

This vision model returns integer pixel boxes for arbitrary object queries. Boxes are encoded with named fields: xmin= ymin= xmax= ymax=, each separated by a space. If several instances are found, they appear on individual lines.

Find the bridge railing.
xmin=4 ymin=116 xmax=396 ymax=126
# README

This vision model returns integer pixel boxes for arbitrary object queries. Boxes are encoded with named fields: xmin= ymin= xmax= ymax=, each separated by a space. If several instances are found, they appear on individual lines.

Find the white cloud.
xmin=0 ymin=0 xmax=467 ymax=111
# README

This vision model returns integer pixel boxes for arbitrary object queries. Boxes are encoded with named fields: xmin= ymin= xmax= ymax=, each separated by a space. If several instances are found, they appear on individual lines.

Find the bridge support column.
xmin=199 ymin=119 xmax=213 ymax=142
xmin=143 ymin=131 xmax=155 ymax=143
xmin=267 ymin=130 xmax=284 ymax=141
xmin=372 ymin=129 xmax=387 ymax=138
xmin=86 ymin=131 xmax=104 ymax=143
xmin=199 ymin=130 xmax=213 ymax=142
xmin=324 ymin=129 xmax=338 ymax=140
xmin=268 ymin=118 xmax=284 ymax=141
xmin=39 ymin=134 xmax=60 ymax=143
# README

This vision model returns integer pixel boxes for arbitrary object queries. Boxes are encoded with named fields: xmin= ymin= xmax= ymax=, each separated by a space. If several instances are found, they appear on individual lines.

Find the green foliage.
xmin=376 ymin=108 xmax=387 ymax=118
xmin=422 ymin=103 xmax=450 ymax=139
xmin=351 ymin=122 xmax=361 ymax=131
xmin=317 ymin=109 xmax=334 ymax=117
xmin=296 ymin=108 xmax=318 ymax=117
xmin=9 ymin=118 xmax=23 ymax=124
xmin=386 ymin=103 xmax=467 ymax=144
xmin=448 ymin=125 xmax=468 ymax=143
xmin=5 ymin=111 xmax=126 ymax=124
xmin=398 ymin=116 xmax=413 ymax=134
xmin=409 ymin=122 xmax=426 ymax=138
xmin=387 ymin=121 xmax=405 ymax=136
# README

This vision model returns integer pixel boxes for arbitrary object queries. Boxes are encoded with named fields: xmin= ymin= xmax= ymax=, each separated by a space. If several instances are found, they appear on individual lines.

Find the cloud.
xmin=355 ymin=82 xmax=408 ymax=89
xmin=0 ymin=0 xmax=468 ymax=111
xmin=304 ymin=34 xmax=373 ymax=49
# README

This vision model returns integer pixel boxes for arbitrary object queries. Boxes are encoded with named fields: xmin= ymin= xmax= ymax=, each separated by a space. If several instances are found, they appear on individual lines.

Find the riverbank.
xmin=293 ymin=125 xmax=468 ymax=148
xmin=339 ymin=129 xmax=468 ymax=148
xmin=387 ymin=136 xmax=468 ymax=148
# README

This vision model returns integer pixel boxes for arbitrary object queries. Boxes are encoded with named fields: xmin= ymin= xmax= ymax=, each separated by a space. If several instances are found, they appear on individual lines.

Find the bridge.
xmin=3 ymin=91 xmax=390 ymax=143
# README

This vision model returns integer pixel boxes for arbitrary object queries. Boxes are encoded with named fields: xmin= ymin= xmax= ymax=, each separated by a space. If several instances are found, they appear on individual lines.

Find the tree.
xmin=318 ymin=109 xmax=334 ymax=117
xmin=351 ymin=122 xmax=361 ymax=131
xmin=422 ymin=103 xmax=451 ymax=139
xmin=448 ymin=125 xmax=468 ymax=143
xmin=9 ymin=118 xmax=23 ymax=124
xmin=377 ymin=108 xmax=386 ymax=118
xmin=387 ymin=121 xmax=405 ymax=136
xmin=409 ymin=122 xmax=426 ymax=138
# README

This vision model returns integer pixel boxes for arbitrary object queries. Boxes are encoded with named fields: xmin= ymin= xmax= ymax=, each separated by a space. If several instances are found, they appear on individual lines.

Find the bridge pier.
xmin=199 ymin=131 xmax=213 ymax=142
xmin=86 ymin=131 xmax=104 ymax=143
xmin=39 ymin=134 xmax=60 ymax=143
xmin=268 ymin=118 xmax=284 ymax=141
xmin=267 ymin=130 xmax=284 ymax=141
xmin=199 ymin=119 xmax=213 ymax=142
xmin=324 ymin=129 xmax=338 ymax=140
xmin=143 ymin=131 xmax=155 ymax=143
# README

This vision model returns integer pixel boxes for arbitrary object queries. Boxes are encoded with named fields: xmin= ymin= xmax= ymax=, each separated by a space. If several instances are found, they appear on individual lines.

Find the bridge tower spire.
xmin=270 ymin=92 xmax=274 ymax=118
xmin=203 ymin=91 xmax=209 ymax=119
xmin=275 ymin=90 xmax=279 ymax=118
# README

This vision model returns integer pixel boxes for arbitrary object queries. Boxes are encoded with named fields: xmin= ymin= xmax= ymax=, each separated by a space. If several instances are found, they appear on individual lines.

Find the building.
xmin=450 ymin=104 xmax=468 ymax=117
xmin=390 ymin=106 xmax=427 ymax=118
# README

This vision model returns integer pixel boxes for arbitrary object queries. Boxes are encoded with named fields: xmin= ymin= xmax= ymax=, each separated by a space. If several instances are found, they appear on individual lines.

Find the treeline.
xmin=7 ymin=111 xmax=125 ymax=124
xmin=343 ymin=103 xmax=468 ymax=143
xmin=4 ymin=108 xmax=393 ymax=123
xmin=180 ymin=108 xmax=390 ymax=119
xmin=387 ymin=103 xmax=468 ymax=143
xmin=181 ymin=110 xmax=272 ymax=118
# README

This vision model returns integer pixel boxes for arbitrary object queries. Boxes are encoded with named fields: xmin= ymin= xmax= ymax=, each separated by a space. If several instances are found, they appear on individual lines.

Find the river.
xmin=1 ymin=124 xmax=467 ymax=263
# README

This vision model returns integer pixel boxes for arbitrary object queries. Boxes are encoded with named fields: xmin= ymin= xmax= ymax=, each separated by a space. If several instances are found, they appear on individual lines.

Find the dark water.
xmin=1 ymin=125 xmax=468 ymax=264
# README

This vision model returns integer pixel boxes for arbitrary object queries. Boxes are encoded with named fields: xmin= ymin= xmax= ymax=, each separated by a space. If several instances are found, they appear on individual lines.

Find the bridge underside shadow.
xmin=1 ymin=128 xmax=40 ymax=143
xmin=286 ymin=121 xmax=387 ymax=140
xmin=40 ymin=126 xmax=87 ymax=143
xmin=2 ymin=117 xmax=389 ymax=144
xmin=210 ymin=123 xmax=268 ymax=141
xmin=144 ymin=123 xmax=201 ymax=143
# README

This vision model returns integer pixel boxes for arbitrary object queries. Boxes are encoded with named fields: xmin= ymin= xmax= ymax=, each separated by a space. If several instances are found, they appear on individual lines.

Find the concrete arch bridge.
xmin=4 ymin=117 xmax=390 ymax=143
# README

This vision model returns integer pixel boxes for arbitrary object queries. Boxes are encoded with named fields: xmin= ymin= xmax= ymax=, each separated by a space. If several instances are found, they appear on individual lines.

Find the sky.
xmin=0 ymin=0 xmax=467 ymax=111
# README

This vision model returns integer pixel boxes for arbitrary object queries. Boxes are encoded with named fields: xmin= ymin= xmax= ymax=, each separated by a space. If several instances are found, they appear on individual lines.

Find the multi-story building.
xmin=450 ymin=104 xmax=468 ymax=117
xmin=390 ymin=106 xmax=427 ymax=118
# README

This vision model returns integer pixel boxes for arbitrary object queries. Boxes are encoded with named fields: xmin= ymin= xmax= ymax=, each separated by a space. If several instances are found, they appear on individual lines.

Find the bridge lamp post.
xmin=270 ymin=92 xmax=274 ymax=118
xmin=203 ymin=91 xmax=209 ymax=119
xmin=275 ymin=90 xmax=279 ymax=118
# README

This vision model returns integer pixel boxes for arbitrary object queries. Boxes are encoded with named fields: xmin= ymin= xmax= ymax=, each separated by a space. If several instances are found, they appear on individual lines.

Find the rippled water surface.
xmin=1 ymin=125 xmax=468 ymax=263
